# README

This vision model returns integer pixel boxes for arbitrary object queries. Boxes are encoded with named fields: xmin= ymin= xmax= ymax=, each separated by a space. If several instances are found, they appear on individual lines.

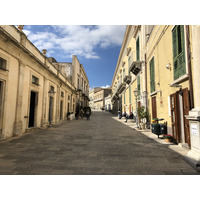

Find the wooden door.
xmin=182 ymin=88 xmax=191 ymax=147
xmin=129 ymin=104 xmax=131 ymax=114
xmin=151 ymin=96 xmax=157 ymax=119
xmin=170 ymin=93 xmax=180 ymax=143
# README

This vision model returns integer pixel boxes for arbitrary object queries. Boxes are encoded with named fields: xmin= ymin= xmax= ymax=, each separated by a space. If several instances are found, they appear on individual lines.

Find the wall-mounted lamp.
xmin=166 ymin=63 xmax=171 ymax=70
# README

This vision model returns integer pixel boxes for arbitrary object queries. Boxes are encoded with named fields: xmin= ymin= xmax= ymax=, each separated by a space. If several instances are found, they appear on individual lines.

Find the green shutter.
xmin=150 ymin=57 xmax=155 ymax=93
xmin=136 ymin=37 xmax=140 ymax=61
xmin=124 ymin=91 xmax=126 ymax=105
xmin=179 ymin=25 xmax=186 ymax=77
xmin=172 ymin=28 xmax=177 ymax=59
xmin=172 ymin=25 xmax=186 ymax=80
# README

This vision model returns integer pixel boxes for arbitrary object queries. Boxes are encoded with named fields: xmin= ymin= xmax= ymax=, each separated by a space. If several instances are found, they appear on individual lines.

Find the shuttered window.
xmin=136 ymin=37 xmax=140 ymax=61
xmin=150 ymin=57 xmax=155 ymax=93
xmin=172 ymin=25 xmax=186 ymax=80
xmin=124 ymin=90 xmax=126 ymax=105
xmin=123 ymin=68 xmax=125 ymax=79
xmin=129 ymin=85 xmax=131 ymax=103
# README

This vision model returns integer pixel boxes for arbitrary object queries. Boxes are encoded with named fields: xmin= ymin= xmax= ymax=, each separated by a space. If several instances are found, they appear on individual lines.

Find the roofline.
xmin=111 ymin=25 xmax=137 ymax=88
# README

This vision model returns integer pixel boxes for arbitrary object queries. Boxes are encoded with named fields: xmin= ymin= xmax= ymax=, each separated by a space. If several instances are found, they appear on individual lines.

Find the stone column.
xmin=56 ymin=84 xmax=60 ymax=123
xmin=13 ymin=62 xmax=25 ymax=136
xmin=186 ymin=25 xmax=200 ymax=170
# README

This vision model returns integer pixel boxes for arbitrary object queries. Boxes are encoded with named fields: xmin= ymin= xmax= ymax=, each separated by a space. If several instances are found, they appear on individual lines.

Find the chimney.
xmin=17 ymin=25 xmax=24 ymax=31
xmin=42 ymin=49 xmax=47 ymax=56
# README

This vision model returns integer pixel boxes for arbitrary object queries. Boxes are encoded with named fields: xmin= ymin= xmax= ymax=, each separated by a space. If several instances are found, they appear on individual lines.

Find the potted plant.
xmin=137 ymin=106 xmax=147 ymax=129
xmin=163 ymin=134 xmax=173 ymax=143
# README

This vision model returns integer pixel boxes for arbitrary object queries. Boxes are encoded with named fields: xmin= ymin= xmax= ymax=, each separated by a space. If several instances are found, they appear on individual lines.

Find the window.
xmin=0 ymin=57 xmax=7 ymax=70
xmin=32 ymin=75 xmax=39 ymax=86
xmin=124 ymin=90 xmax=126 ymax=105
xmin=150 ymin=57 xmax=155 ymax=93
xmin=128 ymin=56 xmax=131 ymax=75
xmin=68 ymin=95 xmax=70 ymax=100
xmin=129 ymin=85 xmax=131 ymax=104
xmin=137 ymin=75 xmax=140 ymax=100
xmin=172 ymin=25 xmax=186 ymax=80
xmin=123 ymin=68 xmax=125 ymax=79
xmin=61 ymin=92 xmax=64 ymax=97
xmin=136 ymin=37 xmax=140 ymax=61
xmin=50 ymin=86 xmax=54 ymax=92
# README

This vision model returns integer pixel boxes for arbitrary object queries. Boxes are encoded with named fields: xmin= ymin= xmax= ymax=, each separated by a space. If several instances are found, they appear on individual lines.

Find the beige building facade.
xmin=0 ymin=25 xmax=89 ymax=140
xmin=89 ymin=87 xmax=101 ymax=110
xmin=92 ymin=88 xmax=112 ymax=111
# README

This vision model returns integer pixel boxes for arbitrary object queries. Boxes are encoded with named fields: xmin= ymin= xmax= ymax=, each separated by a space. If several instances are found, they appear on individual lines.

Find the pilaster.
xmin=13 ymin=62 xmax=25 ymax=136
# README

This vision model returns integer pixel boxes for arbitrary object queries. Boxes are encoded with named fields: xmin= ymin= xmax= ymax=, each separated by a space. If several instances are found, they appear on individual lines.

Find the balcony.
xmin=117 ymin=82 xmax=126 ymax=94
xmin=94 ymin=97 xmax=103 ymax=103
xmin=111 ymin=93 xmax=118 ymax=102
xmin=123 ymin=75 xmax=132 ymax=84
xmin=129 ymin=61 xmax=143 ymax=75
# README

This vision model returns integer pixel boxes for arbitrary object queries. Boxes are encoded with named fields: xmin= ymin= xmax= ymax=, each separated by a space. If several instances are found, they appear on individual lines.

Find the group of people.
xmin=118 ymin=111 xmax=134 ymax=122
xmin=75 ymin=107 xmax=91 ymax=120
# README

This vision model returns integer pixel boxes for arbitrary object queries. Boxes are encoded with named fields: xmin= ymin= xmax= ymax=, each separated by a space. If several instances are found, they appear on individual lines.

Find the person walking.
xmin=124 ymin=111 xmax=129 ymax=123
xmin=85 ymin=108 xmax=91 ymax=120
xmin=80 ymin=108 xmax=84 ymax=119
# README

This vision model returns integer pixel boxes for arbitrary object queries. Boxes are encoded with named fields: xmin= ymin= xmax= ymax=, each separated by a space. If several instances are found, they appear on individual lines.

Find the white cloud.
xmin=23 ymin=25 xmax=126 ymax=60
xmin=101 ymin=85 xmax=110 ymax=88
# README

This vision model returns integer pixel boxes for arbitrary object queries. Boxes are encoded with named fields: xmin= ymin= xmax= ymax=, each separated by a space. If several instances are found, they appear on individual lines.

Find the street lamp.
xmin=48 ymin=90 xmax=56 ymax=125
xmin=134 ymin=88 xmax=139 ymax=128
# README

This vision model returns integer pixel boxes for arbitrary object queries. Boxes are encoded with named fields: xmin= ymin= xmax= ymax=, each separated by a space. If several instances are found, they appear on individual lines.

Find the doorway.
xmin=0 ymin=81 xmax=4 ymax=137
xmin=49 ymin=96 xmax=54 ymax=124
xmin=170 ymin=88 xmax=190 ymax=147
xmin=60 ymin=100 xmax=63 ymax=120
xmin=28 ymin=91 xmax=37 ymax=128
xmin=151 ymin=96 xmax=157 ymax=119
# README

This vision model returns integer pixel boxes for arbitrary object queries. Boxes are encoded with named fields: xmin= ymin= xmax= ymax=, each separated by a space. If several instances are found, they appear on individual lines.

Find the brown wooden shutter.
xmin=182 ymin=88 xmax=191 ymax=147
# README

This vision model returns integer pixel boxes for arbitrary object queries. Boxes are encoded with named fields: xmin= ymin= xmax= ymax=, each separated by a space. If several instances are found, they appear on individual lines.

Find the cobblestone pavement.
xmin=0 ymin=111 xmax=199 ymax=175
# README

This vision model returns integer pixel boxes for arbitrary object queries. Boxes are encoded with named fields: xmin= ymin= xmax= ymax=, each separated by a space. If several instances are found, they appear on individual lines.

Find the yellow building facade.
xmin=112 ymin=25 xmax=195 ymax=151
xmin=111 ymin=26 xmax=147 ymax=119
xmin=146 ymin=25 xmax=193 ymax=148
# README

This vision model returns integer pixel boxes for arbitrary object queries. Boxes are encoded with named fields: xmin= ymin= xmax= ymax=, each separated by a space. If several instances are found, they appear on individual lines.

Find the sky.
xmin=22 ymin=25 xmax=126 ymax=89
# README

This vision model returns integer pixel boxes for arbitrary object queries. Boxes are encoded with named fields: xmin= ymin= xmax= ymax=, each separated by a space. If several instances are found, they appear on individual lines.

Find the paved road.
xmin=0 ymin=111 xmax=199 ymax=175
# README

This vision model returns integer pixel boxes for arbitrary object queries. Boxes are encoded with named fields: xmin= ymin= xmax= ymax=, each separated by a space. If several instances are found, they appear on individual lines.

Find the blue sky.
xmin=22 ymin=25 xmax=126 ymax=88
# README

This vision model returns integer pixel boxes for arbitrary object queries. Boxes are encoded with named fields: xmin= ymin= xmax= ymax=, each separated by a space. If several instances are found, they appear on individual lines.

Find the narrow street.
xmin=0 ymin=111 xmax=198 ymax=175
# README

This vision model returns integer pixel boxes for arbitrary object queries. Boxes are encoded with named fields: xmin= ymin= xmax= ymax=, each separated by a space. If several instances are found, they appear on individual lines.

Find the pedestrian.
xmin=80 ymin=108 xmax=84 ymax=119
xmin=124 ymin=111 xmax=128 ymax=122
xmin=85 ymin=109 xmax=90 ymax=120
xmin=75 ymin=110 xmax=79 ymax=120
xmin=129 ymin=112 xmax=134 ymax=119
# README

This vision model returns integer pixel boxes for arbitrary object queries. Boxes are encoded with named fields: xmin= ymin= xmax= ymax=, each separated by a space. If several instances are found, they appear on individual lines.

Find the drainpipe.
xmin=145 ymin=53 xmax=147 ymax=109
xmin=186 ymin=25 xmax=194 ymax=109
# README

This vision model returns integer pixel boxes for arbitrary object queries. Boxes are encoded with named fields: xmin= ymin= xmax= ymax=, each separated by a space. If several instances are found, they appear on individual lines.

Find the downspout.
xmin=145 ymin=53 xmax=147 ymax=109
xmin=186 ymin=25 xmax=194 ymax=109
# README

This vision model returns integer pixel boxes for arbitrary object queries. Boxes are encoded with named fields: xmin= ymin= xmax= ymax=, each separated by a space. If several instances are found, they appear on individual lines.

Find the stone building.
xmin=89 ymin=87 xmax=101 ymax=110
xmin=93 ymin=88 xmax=112 ymax=110
xmin=0 ymin=25 xmax=89 ymax=140
xmin=49 ymin=55 xmax=90 ymax=111
xmin=104 ymin=94 xmax=112 ymax=111
xmin=111 ymin=26 xmax=147 ymax=116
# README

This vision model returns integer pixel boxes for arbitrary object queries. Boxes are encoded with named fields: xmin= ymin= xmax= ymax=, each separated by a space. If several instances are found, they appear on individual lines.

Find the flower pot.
xmin=164 ymin=138 xmax=173 ymax=143
xmin=141 ymin=123 xmax=145 ymax=130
